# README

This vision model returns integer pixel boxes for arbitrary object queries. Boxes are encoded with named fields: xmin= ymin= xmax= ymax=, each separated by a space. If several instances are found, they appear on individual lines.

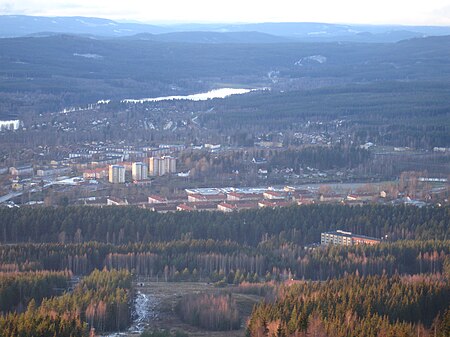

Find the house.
xmin=226 ymin=192 xmax=262 ymax=202
xmin=83 ymin=167 xmax=108 ymax=179
xmin=176 ymin=202 xmax=218 ymax=212
xmin=252 ymin=157 xmax=267 ymax=165
xmin=177 ymin=203 xmax=195 ymax=212
xmin=291 ymin=191 xmax=316 ymax=202
xmin=193 ymin=202 xmax=220 ymax=211
xmin=258 ymin=200 xmax=292 ymax=208
xmin=148 ymin=195 xmax=186 ymax=204
xmin=188 ymin=194 xmax=226 ymax=203
xmin=217 ymin=202 xmax=258 ymax=212
xmin=346 ymin=193 xmax=377 ymax=202
xmin=263 ymin=191 xmax=286 ymax=200
xmin=218 ymin=202 xmax=237 ymax=212
xmin=36 ymin=167 xmax=71 ymax=177
xmin=296 ymin=197 xmax=315 ymax=205
xmin=144 ymin=204 xmax=178 ymax=213
xmin=148 ymin=195 xmax=168 ymax=204
xmin=319 ymin=193 xmax=345 ymax=203
xmin=107 ymin=197 xmax=128 ymax=206
xmin=9 ymin=165 xmax=33 ymax=177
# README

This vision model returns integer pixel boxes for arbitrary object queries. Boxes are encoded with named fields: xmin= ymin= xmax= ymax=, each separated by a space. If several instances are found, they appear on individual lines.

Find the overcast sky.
xmin=1 ymin=0 xmax=450 ymax=25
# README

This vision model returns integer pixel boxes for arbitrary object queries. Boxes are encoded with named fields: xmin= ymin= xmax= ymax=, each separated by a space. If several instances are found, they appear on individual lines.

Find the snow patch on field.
xmin=295 ymin=55 xmax=327 ymax=66
xmin=73 ymin=53 xmax=103 ymax=59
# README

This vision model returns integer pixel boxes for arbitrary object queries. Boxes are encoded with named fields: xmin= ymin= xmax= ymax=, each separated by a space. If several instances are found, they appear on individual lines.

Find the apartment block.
xmin=132 ymin=162 xmax=148 ymax=181
xmin=109 ymin=165 xmax=125 ymax=184
xmin=321 ymin=230 xmax=381 ymax=246
xmin=148 ymin=156 xmax=176 ymax=176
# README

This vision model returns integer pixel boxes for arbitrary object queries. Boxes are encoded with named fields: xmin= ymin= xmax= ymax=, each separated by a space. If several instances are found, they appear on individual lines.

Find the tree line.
xmin=0 ymin=240 xmax=447 ymax=282
xmin=268 ymin=146 xmax=370 ymax=171
xmin=176 ymin=293 xmax=241 ymax=331
xmin=0 ymin=204 xmax=448 ymax=245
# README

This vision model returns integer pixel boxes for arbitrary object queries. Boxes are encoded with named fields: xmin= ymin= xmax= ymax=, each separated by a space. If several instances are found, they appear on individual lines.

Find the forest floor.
xmin=119 ymin=281 xmax=263 ymax=337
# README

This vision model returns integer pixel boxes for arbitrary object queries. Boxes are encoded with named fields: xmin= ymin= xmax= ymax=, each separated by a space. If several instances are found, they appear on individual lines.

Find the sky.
xmin=1 ymin=0 xmax=450 ymax=25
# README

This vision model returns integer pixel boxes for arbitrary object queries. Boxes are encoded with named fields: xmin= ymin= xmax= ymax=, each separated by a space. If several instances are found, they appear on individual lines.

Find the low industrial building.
xmin=321 ymin=230 xmax=381 ymax=246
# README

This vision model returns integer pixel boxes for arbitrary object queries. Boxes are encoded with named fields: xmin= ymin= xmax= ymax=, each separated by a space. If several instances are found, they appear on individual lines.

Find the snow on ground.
xmin=295 ymin=55 xmax=327 ymax=66
xmin=101 ymin=291 xmax=158 ymax=337
xmin=128 ymin=291 xmax=159 ymax=334
xmin=73 ymin=53 xmax=104 ymax=59
xmin=121 ymin=88 xmax=253 ymax=104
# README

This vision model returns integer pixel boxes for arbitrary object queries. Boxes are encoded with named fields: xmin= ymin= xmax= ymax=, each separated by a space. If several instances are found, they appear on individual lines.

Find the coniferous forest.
xmin=0 ymin=205 xmax=448 ymax=336
xmin=246 ymin=274 xmax=449 ymax=337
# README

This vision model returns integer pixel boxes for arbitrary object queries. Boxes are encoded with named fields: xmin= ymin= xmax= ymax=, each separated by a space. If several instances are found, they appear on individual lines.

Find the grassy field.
xmin=127 ymin=281 xmax=263 ymax=337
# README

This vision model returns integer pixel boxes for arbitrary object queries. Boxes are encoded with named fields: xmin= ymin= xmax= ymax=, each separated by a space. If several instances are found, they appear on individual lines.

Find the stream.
xmin=103 ymin=290 xmax=159 ymax=337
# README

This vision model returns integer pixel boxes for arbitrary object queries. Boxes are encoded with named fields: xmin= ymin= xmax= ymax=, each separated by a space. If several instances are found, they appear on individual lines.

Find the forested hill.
xmin=2 ymin=34 xmax=450 ymax=84
xmin=1 ymin=33 xmax=450 ymax=119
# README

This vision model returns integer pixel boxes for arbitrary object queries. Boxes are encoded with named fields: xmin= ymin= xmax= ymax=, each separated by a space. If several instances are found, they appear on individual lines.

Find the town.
xmin=1 ymin=137 xmax=448 ymax=210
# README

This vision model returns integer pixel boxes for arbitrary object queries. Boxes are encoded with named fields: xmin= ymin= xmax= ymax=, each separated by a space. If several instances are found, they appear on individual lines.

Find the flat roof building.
xmin=321 ymin=230 xmax=381 ymax=246
xmin=109 ymin=165 xmax=125 ymax=184
xmin=132 ymin=162 xmax=148 ymax=181
xmin=148 ymin=156 xmax=176 ymax=176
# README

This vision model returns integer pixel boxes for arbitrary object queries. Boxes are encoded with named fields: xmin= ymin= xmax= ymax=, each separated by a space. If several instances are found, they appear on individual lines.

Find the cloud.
xmin=1 ymin=0 xmax=449 ymax=25
xmin=430 ymin=5 xmax=450 ymax=25
xmin=0 ymin=2 xmax=18 ymax=14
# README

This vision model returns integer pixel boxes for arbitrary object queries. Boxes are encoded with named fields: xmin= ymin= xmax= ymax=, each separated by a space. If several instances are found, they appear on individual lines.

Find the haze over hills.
xmin=2 ymin=15 xmax=450 ymax=43
xmin=124 ymin=31 xmax=293 ymax=44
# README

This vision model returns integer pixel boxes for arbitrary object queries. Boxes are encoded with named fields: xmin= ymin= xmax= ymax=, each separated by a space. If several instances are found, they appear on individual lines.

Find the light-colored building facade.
xmin=148 ymin=156 xmax=176 ymax=176
xmin=9 ymin=165 xmax=33 ymax=177
xmin=148 ymin=157 xmax=161 ymax=176
xmin=36 ymin=167 xmax=71 ymax=177
xmin=107 ymin=197 xmax=128 ymax=206
xmin=321 ymin=230 xmax=381 ymax=246
xmin=132 ymin=162 xmax=148 ymax=181
xmin=83 ymin=167 xmax=108 ymax=180
xmin=109 ymin=165 xmax=125 ymax=184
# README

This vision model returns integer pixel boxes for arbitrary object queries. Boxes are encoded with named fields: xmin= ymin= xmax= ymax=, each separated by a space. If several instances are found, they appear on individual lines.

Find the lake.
xmin=120 ymin=87 xmax=255 ymax=103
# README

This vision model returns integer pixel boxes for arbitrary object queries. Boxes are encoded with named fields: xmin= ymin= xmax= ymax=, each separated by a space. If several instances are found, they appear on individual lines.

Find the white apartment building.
xmin=109 ymin=165 xmax=125 ymax=184
xmin=132 ymin=162 xmax=148 ymax=181
xmin=148 ymin=156 xmax=176 ymax=176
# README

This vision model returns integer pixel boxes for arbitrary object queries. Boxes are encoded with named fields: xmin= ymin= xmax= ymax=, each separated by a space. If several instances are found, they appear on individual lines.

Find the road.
xmin=0 ymin=191 xmax=23 ymax=204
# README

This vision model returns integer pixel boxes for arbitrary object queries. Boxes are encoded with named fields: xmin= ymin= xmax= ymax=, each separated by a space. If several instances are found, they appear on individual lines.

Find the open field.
xmin=124 ymin=281 xmax=263 ymax=337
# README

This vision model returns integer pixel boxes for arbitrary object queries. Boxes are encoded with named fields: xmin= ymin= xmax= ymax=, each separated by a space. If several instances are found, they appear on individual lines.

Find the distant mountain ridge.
xmin=124 ymin=31 xmax=292 ymax=43
xmin=2 ymin=15 xmax=450 ymax=43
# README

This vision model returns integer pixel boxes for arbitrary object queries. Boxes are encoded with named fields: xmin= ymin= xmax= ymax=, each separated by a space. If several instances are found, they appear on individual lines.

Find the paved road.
xmin=0 ymin=191 xmax=23 ymax=203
